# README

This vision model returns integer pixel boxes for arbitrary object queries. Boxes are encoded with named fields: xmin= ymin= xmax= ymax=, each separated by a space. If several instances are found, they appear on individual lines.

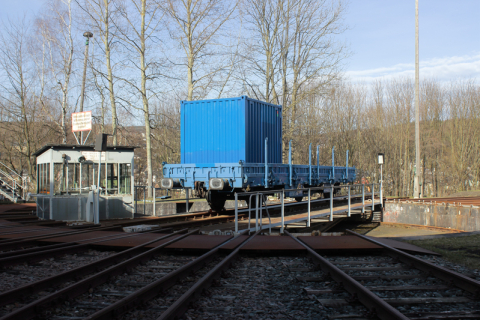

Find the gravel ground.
xmin=177 ymin=253 xmax=480 ymax=319
xmin=0 ymin=249 xmax=116 ymax=293
xmin=0 ymin=244 xmax=41 ymax=253
xmin=43 ymin=253 xmax=204 ymax=320
xmin=324 ymin=253 xmax=480 ymax=316
xmin=182 ymin=256 xmax=370 ymax=320
xmin=0 ymin=249 xmax=116 ymax=317
xmin=417 ymin=254 xmax=480 ymax=281
xmin=3 ymin=248 xmax=480 ymax=319
xmin=122 ymin=255 xmax=225 ymax=319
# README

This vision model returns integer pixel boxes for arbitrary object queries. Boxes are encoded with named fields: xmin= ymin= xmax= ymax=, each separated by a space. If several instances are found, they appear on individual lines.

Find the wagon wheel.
xmin=207 ymin=190 xmax=226 ymax=212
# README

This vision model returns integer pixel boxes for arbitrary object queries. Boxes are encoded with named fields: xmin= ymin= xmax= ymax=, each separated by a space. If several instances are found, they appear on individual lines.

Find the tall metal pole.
xmin=414 ymin=0 xmax=421 ymax=198
xmin=380 ymin=164 xmax=383 ymax=207
xmin=234 ymin=192 xmax=238 ymax=233
xmin=80 ymin=32 xmax=93 ymax=145
xmin=95 ymin=151 xmax=101 ymax=224
xmin=307 ymin=188 xmax=311 ymax=227
xmin=281 ymin=189 xmax=285 ymax=233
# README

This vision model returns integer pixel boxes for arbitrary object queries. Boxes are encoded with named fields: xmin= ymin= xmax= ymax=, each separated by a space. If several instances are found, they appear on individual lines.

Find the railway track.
xmin=0 ymin=229 xmax=255 ymax=320
xmin=1 ymin=225 xmax=479 ymax=319
xmin=5 ymin=197 xmax=478 ymax=319
xmin=286 ymin=230 xmax=480 ymax=319
xmin=0 ymin=226 xmax=176 ymax=266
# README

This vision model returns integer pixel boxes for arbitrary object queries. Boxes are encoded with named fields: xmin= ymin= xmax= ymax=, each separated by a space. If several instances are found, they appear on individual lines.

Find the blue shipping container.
xmin=181 ymin=96 xmax=282 ymax=164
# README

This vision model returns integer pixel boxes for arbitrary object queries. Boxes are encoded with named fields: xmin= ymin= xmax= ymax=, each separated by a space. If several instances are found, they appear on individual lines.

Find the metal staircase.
xmin=371 ymin=208 xmax=383 ymax=222
xmin=0 ymin=161 xmax=27 ymax=203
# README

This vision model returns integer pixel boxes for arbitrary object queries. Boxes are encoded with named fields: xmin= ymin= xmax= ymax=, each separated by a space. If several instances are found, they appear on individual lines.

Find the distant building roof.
xmin=33 ymin=144 xmax=137 ymax=157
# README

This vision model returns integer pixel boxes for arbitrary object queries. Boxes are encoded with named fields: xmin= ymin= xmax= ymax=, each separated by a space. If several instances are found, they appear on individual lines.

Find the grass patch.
xmin=406 ymin=235 xmax=480 ymax=270
xmin=448 ymin=190 xmax=480 ymax=197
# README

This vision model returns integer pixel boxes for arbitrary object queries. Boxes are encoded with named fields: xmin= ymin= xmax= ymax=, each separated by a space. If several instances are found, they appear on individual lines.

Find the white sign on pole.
xmin=72 ymin=111 xmax=92 ymax=132
xmin=81 ymin=151 xmax=106 ymax=161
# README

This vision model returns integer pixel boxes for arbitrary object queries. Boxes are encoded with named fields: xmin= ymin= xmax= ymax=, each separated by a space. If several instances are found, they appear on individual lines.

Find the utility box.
xmin=181 ymin=96 xmax=282 ymax=164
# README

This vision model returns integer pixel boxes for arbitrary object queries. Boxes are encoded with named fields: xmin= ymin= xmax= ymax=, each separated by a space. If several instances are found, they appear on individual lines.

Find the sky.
xmin=1 ymin=0 xmax=479 ymax=83
xmin=341 ymin=0 xmax=480 ymax=82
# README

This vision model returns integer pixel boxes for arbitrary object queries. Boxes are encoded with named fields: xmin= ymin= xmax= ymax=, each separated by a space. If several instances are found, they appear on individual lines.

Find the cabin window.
xmin=119 ymin=163 xmax=131 ymax=194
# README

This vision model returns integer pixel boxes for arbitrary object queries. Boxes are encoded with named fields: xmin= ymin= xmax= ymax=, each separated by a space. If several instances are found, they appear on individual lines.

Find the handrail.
xmin=0 ymin=170 xmax=18 ymax=190
xmin=260 ymin=193 xmax=272 ymax=234
xmin=0 ymin=161 xmax=22 ymax=179
xmin=234 ymin=183 xmax=382 ymax=233
xmin=0 ymin=170 xmax=25 ymax=189
xmin=0 ymin=162 xmax=27 ymax=201
xmin=0 ymin=168 xmax=25 ymax=188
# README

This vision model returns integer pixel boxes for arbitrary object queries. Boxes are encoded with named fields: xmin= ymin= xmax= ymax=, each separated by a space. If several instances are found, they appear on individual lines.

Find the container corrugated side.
xmin=181 ymin=96 xmax=282 ymax=164
xmin=245 ymin=98 xmax=282 ymax=163
xmin=181 ymin=97 xmax=246 ymax=164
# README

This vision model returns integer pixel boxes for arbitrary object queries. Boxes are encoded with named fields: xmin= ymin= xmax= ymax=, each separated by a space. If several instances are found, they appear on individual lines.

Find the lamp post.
xmin=80 ymin=31 xmax=93 ymax=144
xmin=378 ymin=153 xmax=384 ymax=207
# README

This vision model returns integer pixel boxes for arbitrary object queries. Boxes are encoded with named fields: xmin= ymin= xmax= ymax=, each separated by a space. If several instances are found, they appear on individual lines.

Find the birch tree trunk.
xmin=103 ymin=0 xmax=118 ymax=145
xmin=140 ymin=0 xmax=153 ymax=197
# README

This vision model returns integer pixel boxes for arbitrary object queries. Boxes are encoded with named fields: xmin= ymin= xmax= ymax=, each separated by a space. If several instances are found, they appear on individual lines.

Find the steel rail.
xmin=0 ymin=210 xmax=34 ymax=214
xmin=284 ymin=230 xmax=408 ymax=320
xmin=346 ymin=229 xmax=480 ymax=296
xmin=0 ymin=242 xmax=75 ymax=258
xmin=0 ymin=226 xmax=172 ymax=259
xmin=0 ymin=216 xmax=37 ymax=222
xmin=0 ymin=213 xmax=195 ymax=244
xmin=0 ymin=223 xmax=74 ymax=235
xmin=0 ymin=223 xmax=26 ymax=229
xmin=0 ymin=226 xmax=68 ymax=235
xmin=0 ymin=228 xmax=188 ymax=307
xmin=0 ymin=226 xmax=174 ymax=266
xmin=156 ymin=230 xmax=259 ymax=320
xmin=16 ymin=220 xmax=67 ymax=227
xmin=0 ymin=215 xmax=37 ymax=220
xmin=0 ymin=220 xmax=65 ymax=229
xmin=101 ymin=210 xmax=228 ymax=228
xmin=0 ymin=216 xmax=38 ymax=222
xmin=0 ymin=229 xmax=199 ymax=320
xmin=0 ymin=213 xmax=237 ymax=252
xmin=84 ymin=230 xmax=252 ymax=320
xmin=0 ymin=210 xmax=235 ymax=249
xmin=0 ymin=225 xmax=122 ymax=250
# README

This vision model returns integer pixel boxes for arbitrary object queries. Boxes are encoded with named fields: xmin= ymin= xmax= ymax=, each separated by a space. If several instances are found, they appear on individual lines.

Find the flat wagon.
xmin=161 ymin=96 xmax=356 ymax=211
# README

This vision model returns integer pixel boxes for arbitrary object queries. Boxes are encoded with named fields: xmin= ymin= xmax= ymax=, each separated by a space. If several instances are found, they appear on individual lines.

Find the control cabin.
xmin=34 ymin=144 xmax=135 ymax=221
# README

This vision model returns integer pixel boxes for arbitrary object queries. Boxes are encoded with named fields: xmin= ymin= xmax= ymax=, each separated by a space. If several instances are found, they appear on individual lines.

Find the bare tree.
xmin=285 ymin=0 xmax=347 ymax=142
xmin=0 ymin=19 xmax=46 ymax=179
xmin=164 ymin=0 xmax=238 ymax=101
xmin=113 ymin=0 xmax=165 ymax=196
xmin=243 ymin=0 xmax=283 ymax=102
xmin=37 ymin=0 xmax=76 ymax=144
xmin=243 ymin=0 xmax=348 ymax=160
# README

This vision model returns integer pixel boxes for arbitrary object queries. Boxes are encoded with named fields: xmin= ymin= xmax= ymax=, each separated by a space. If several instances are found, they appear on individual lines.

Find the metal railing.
xmin=0 ymin=161 xmax=27 ymax=201
xmin=234 ymin=183 xmax=382 ymax=234
xmin=244 ymin=193 xmax=272 ymax=234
